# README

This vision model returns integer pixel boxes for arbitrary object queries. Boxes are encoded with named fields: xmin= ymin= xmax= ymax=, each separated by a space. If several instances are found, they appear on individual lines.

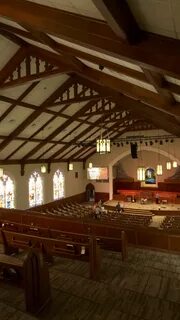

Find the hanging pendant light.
xmin=96 ymin=138 xmax=111 ymax=154
xmin=156 ymin=164 xmax=163 ymax=175
xmin=166 ymin=161 xmax=171 ymax=170
xmin=137 ymin=167 xmax=145 ymax=181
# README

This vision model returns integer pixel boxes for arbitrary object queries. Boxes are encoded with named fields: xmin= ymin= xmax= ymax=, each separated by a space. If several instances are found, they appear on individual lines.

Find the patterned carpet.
xmin=0 ymin=247 xmax=180 ymax=319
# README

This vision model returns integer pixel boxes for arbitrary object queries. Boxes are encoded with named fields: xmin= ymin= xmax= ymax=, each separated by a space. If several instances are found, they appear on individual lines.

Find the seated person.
xmin=116 ymin=202 xmax=124 ymax=213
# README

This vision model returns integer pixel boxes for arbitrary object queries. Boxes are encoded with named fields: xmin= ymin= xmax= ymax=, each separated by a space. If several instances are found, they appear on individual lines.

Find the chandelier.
xmin=96 ymin=138 xmax=111 ymax=154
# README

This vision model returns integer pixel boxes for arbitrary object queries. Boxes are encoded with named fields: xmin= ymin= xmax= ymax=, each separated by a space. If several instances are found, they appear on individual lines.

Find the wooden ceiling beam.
xmin=21 ymin=25 xmax=85 ymax=72
xmin=2 ymin=23 xmax=180 ymax=98
xmin=78 ymin=67 xmax=180 ymax=117
xmin=142 ymin=69 xmax=176 ymax=105
xmin=92 ymin=0 xmax=142 ymax=43
xmin=1 ymin=1 xmax=180 ymax=77
xmin=75 ymin=76 xmax=180 ymax=136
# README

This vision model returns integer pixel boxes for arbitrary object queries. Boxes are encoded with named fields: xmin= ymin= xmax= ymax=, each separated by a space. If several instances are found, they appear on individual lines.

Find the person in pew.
xmin=116 ymin=202 xmax=124 ymax=214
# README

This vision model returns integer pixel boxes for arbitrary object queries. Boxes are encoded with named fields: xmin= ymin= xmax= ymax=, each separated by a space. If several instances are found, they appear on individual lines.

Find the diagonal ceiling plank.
xmin=48 ymin=102 xmax=128 ymax=160
xmin=92 ymin=0 xmax=142 ymax=43
xmin=1 ymin=1 xmax=180 ymax=77
xmin=0 ymin=81 xmax=39 ymax=123
xmin=0 ymin=77 xmax=74 ymax=153
xmin=21 ymin=99 xmax=103 ymax=161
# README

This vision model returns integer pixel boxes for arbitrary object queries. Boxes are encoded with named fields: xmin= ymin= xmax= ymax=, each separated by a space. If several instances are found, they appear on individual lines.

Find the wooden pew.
xmin=0 ymin=235 xmax=51 ymax=314
xmin=1 ymin=229 xmax=101 ymax=281
xmin=1 ymin=221 xmax=127 ymax=261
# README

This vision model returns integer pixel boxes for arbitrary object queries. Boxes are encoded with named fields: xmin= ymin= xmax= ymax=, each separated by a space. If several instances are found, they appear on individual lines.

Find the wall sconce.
xmin=137 ymin=167 xmax=145 ymax=181
xmin=166 ymin=161 xmax=171 ymax=170
xmin=88 ymin=162 xmax=93 ymax=168
xmin=172 ymin=161 xmax=177 ymax=168
xmin=41 ymin=164 xmax=47 ymax=173
xmin=156 ymin=164 xmax=163 ymax=175
xmin=68 ymin=162 xmax=73 ymax=171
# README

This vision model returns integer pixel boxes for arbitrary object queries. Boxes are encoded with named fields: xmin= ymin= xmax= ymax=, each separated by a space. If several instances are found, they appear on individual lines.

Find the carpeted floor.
xmin=0 ymin=247 xmax=180 ymax=319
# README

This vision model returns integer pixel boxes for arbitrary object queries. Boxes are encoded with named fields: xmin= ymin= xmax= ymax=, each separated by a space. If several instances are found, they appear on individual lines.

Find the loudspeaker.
xmin=130 ymin=143 xmax=138 ymax=159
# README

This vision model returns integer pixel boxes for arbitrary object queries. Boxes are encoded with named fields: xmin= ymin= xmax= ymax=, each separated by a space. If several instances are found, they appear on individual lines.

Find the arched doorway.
xmin=86 ymin=183 xmax=95 ymax=202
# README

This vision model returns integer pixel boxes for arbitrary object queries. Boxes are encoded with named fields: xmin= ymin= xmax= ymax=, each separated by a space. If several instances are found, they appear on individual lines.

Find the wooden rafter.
xmin=75 ymin=76 xmax=180 ymax=137
xmin=1 ymin=23 xmax=180 ymax=99
xmin=92 ymin=0 xmax=142 ymax=43
xmin=1 ymin=1 xmax=180 ymax=77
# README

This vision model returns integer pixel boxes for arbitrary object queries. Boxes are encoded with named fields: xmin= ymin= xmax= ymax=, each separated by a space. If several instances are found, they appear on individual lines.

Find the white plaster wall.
xmin=1 ymin=162 xmax=87 ymax=209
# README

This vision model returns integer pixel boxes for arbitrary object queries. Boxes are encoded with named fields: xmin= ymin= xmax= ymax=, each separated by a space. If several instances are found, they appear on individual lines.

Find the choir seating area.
xmin=116 ymin=189 xmax=180 ymax=204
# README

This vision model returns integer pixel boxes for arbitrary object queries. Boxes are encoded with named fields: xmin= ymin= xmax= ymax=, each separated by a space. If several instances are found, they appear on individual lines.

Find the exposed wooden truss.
xmin=0 ymin=0 xmax=179 ymax=166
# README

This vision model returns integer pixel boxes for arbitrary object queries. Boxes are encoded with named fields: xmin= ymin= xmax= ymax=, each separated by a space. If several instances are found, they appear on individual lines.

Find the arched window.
xmin=53 ymin=170 xmax=65 ymax=200
xmin=0 ymin=174 xmax=15 ymax=208
xmin=29 ymin=171 xmax=43 ymax=207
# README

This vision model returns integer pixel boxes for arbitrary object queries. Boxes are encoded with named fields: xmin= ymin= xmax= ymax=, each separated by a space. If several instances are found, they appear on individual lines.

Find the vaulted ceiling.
xmin=0 ymin=0 xmax=179 ymax=166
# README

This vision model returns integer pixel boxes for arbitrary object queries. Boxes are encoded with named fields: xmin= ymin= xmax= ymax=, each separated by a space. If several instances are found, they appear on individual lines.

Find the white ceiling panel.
xmin=127 ymin=0 xmax=177 ymax=39
xmin=11 ymin=142 xmax=39 ymax=159
xmin=33 ymin=116 xmax=67 ymax=140
xmin=172 ymin=93 xmax=180 ymax=103
xmin=19 ymin=113 xmax=54 ymax=138
xmin=62 ymin=101 xmax=87 ymax=116
xmin=0 ymin=140 xmax=24 ymax=160
xmin=0 ymin=106 xmax=33 ymax=135
xmin=30 ymin=142 xmax=55 ymax=159
xmin=88 ymin=115 xmax=102 ymax=123
xmin=22 ymin=74 xmax=69 ymax=105
xmin=41 ymin=144 xmax=64 ymax=158
xmin=62 ymin=146 xmax=81 ymax=159
xmin=164 ymin=75 xmax=180 ymax=86
xmin=0 ymin=101 xmax=11 ymax=116
xmin=54 ymin=145 xmax=74 ymax=159
xmin=62 ymin=123 xmax=89 ymax=142
xmin=0 ymin=83 xmax=31 ymax=99
xmin=0 ymin=35 xmax=19 ymax=69
xmin=27 ymin=0 xmax=104 ymax=20
xmin=52 ymin=122 xmax=80 ymax=141
xmin=16 ymin=35 xmax=58 ymax=54
xmin=47 ymin=104 xmax=66 ymax=113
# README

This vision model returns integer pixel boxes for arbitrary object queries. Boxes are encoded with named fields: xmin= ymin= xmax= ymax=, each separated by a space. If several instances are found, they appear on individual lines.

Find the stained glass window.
xmin=53 ymin=170 xmax=65 ymax=200
xmin=29 ymin=171 xmax=43 ymax=207
xmin=0 ymin=175 xmax=15 ymax=208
